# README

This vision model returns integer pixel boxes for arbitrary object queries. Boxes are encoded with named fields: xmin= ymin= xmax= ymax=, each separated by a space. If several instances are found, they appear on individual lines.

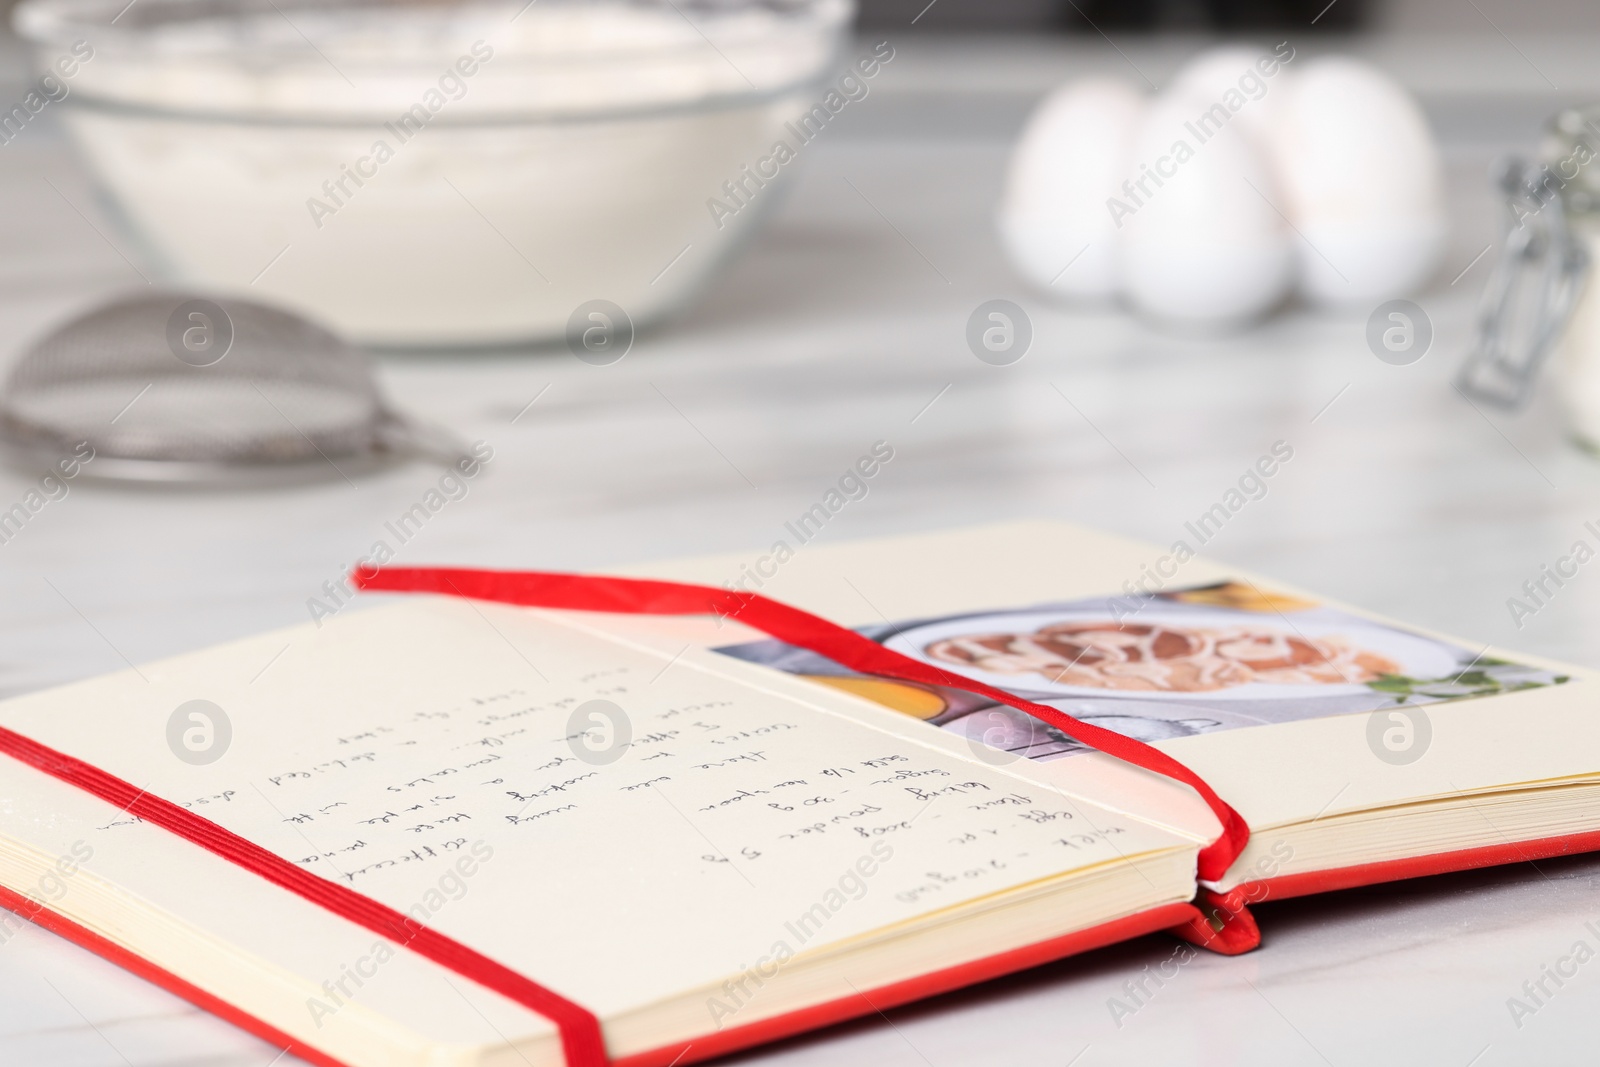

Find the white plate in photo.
xmin=882 ymin=607 xmax=1464 ymax=702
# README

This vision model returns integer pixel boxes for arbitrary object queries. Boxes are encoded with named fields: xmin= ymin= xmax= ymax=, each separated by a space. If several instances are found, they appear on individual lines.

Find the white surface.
xmin=2 ymin=28 xmax=1600 ymax=1067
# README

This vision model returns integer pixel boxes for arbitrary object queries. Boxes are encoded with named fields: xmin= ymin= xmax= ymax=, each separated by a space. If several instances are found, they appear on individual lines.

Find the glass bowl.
xmin=15 ymin=0 xmax=853 ymax=347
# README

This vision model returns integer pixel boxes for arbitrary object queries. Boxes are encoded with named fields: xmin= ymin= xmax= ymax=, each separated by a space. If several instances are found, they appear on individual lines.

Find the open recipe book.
xmin=0 ymin=522 xmax=1596 ymax=1067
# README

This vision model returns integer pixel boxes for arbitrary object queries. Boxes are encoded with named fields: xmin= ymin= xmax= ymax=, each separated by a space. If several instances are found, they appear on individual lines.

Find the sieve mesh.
xmin=0 ymin=292 xmax=456 ymax=482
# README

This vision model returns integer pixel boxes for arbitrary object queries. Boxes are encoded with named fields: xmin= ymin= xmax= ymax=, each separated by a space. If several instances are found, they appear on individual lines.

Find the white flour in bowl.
xmin=21 ymin=0 xmax=852 ymax=346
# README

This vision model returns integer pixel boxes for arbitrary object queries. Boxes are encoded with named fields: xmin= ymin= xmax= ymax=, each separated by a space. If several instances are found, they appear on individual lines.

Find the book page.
xmin=0 ymin=752 xmax=563 ymax=1062
xmin=0 ymin=594 xmax=1197 ymax=1037
xmin=610 ymin=521 xmax=1598 ymax=864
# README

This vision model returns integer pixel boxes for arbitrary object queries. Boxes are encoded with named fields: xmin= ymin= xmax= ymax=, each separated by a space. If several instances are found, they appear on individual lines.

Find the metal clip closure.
xmin=1456 ymin=158 xmax=1591 ymax=410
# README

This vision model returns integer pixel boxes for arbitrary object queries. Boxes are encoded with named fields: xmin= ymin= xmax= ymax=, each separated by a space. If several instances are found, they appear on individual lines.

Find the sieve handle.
xmin=373 ymin=410 xmax=476 ymax=468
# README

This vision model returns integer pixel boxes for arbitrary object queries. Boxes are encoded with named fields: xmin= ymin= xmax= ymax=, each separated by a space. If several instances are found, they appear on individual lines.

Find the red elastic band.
xmin=353 ymin=566 xmax=1249 ymax=882
xmin=0 ymin=724 xmax=608 ymax=1067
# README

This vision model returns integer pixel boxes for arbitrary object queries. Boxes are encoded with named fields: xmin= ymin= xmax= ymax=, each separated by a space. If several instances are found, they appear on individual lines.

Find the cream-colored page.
xmin=0 ymin=594 xmax=1195 ymax=1048
xmin=611 ymin=521 xmax=1600 ymax=878
xmin=0 ymin=755 xmax=560 ymax=1065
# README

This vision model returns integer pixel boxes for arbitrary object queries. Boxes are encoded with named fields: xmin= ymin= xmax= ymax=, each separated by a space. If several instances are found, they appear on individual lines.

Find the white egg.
xmin=998 ymin=77 xmax=1146 ymax=300
xmin=1268 ymin=56 xmax=1446 ymax=306
xmin=1116 ymin=89 xmax=1293 ymax=326
xmin=1167 ymin=42 xmax=1298 ymax=149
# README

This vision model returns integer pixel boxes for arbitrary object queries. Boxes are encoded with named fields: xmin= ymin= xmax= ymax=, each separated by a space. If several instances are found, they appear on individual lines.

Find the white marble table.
xmin=3 ymin=27 xmax=1600 ymax=1067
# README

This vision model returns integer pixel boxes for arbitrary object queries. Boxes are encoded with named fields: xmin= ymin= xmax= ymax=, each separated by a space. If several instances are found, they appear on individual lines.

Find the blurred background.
xmin=0 ymin=0 xmax=1597 ymax=676
xmin=11 ymin=0 xmax=1596 ymax=28
xmin=856 ymin=0 xmax=1594 ymax=30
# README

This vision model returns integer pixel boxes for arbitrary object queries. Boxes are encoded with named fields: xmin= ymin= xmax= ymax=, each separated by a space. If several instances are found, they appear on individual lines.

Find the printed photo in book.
xmin=713 ymin=580 xmax=1569 ymax=762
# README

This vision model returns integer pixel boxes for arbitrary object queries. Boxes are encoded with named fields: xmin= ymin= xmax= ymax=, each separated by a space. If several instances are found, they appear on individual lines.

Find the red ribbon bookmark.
xmin=353 ymin=566 xmax=1250 ymax=882
xmin=0 ymin=722 xmax=608 ymax=1067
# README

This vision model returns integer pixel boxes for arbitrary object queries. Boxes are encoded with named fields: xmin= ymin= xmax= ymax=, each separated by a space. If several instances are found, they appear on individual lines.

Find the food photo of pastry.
xmin=922 ymin=620 xmax=1403 ymax=693
xmin=717 ymin=581 xmax=1569 ymax=763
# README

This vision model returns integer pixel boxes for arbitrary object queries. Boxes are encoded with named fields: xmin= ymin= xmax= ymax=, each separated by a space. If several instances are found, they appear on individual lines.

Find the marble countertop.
xmin=2 ymin=27 xmax=1599 ymax=1067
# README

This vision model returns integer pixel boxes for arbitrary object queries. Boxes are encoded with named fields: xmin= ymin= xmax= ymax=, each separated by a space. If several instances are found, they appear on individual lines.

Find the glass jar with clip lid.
xmin=1457 ymin=106 xmax=1600 ymax=446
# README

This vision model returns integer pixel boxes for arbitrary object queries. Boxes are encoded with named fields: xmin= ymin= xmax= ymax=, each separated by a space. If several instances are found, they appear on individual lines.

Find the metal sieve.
xmin=0 ymin=292 xmax=465 ymax=484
